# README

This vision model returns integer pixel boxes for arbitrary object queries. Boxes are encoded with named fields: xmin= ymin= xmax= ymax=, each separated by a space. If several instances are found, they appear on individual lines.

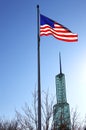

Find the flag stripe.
xmin=40 ymin=25 xmax=70 ymax=33
xmin=40 ymin=32 xmax=78 ymax=42
xmin=40 ymin=25 xmax=77 ymax=37
xmin=40 ymin=25 xmax=78 ymax=42
xmin=40 ymin=14 xmax=78 ymax=42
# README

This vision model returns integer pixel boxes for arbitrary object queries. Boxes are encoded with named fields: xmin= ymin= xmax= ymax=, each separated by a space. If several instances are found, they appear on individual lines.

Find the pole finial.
xmin=37 ymin=5 xmax=39 ymax=8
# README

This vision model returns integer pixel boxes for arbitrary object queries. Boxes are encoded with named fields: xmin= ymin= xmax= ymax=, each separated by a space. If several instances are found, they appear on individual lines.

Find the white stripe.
xmin=40 ymin=31 xmax=78 ymax=40
xmin=40 ymin=27 xmax=77 ymax=36
xmin=53 ymin=33 xmax=78 ymax=40
xmin=40 ymin=25 xmax=66 ymax=31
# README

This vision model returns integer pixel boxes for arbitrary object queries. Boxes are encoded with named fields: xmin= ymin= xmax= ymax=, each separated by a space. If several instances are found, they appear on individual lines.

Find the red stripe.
xmin=40 ymin=26 xmax=78 ymax=39
xmin=40 ymin=28 xmax=78 ymax=38
xmin=54 ymin=36 xmax=78 ymax=42
xmin=40 ymin=24 xmax=78 ymax=42
xmin=40 ymin=33 xmax=78 ymax=42
xmin=40 ymin=25 xmax=69 ymax=33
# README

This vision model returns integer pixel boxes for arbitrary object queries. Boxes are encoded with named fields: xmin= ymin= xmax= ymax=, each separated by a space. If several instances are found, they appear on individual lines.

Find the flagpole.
xmin=37 ymin=5 xmax=41 ymax=130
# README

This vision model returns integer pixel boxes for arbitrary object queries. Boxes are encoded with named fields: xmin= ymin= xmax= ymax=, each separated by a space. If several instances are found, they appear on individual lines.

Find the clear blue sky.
xmin=0 ymin=0 xmax=86 ymax=120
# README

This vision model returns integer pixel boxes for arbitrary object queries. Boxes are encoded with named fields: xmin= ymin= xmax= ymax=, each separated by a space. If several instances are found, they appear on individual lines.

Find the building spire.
xmin=59 ymin=52 xmax=62 ymax=74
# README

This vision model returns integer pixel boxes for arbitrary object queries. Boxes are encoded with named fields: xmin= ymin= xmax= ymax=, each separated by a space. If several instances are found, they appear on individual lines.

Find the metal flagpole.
xmin=37 ymin=5 xmax=41 ymax=130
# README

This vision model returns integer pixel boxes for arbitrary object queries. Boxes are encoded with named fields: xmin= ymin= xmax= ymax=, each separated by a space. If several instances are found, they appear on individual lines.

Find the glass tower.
xmin=53 ymin=53 xmax=71 ymax=130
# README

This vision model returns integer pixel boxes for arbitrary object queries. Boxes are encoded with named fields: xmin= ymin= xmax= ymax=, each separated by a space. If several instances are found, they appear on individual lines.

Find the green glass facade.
xmin=53 ymin=73 xmax=71 ymax=130
xmin=56 ymin=73 xmax=67 ymax=104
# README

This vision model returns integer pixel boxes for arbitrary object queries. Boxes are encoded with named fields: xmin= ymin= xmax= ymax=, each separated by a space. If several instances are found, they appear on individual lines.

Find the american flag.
xmin=40 ymin=14 xmax=78 ymax=42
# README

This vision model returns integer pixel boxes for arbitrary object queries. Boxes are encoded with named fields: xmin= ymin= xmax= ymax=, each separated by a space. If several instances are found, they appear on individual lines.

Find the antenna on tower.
xmin=59 ymin=52 xmax=62 ymax=74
